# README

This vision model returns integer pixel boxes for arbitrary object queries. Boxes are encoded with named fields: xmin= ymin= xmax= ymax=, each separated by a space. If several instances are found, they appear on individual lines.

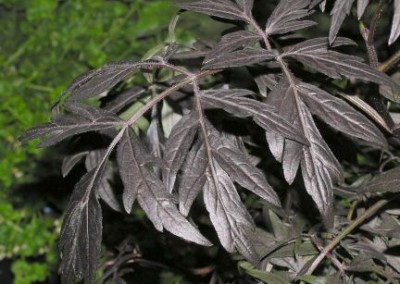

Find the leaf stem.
xmin=305 ymin=198 xmax=389 ymax=275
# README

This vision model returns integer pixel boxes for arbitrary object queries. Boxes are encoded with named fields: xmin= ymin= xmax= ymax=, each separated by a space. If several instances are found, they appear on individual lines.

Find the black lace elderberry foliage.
xmin=21 ymin=0 xmax=400 ymax=283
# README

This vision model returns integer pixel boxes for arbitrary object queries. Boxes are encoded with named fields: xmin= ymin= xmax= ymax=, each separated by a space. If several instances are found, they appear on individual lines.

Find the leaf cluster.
xmin=22 ymin=0 xmax=400 ymax=283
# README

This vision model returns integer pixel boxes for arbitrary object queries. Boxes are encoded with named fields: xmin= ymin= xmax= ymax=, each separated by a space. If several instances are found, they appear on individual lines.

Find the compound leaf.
xmin=65 ymin=62 xmax=141 ymax=101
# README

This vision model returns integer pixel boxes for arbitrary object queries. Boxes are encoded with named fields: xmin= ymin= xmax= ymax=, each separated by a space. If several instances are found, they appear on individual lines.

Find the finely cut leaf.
xmin=298 ymin=99 xmax=343 ymax=227
xmin=59 ymin=170 xmax=102 ymax=284
xmin=203 ymin=48 xmax=275 ymax=69
xmin=298 ymin=82 xmax=388 ymax=149
xmin=265 ymin=79 xmax=299 ymax=164
xmin=200 ymin=89 xmax=309 ymax=145
xmin=20 ymin=103 xmax=121 ymax=147
xmin=359 ymin=167 xmax=400 ymax=193
xmin=283 ymin=38 xmax=399 ymax=98
xmin=178 ymin=0 xmax=245 ymax=21
xmin=267 ymin=80 xmax=343 ymax=226
xmin=118 ymin=129 xmax=211 ymax=246
xmin=329 ymin=0 xmax=355 ymax=44
xmin=117 ymin=129 xmax=155 ymax=213
xmin=178 ymin=142 xmax=208 ymax=216
xmin=389 ymin=0 xmax=400 ymax=45
xmin=103 ymin=87 xmax=146 ymax=114
xmin=66 ymin=62 xmax=141 ymax=101
xmin=203 ymin=160 xmax=259 ymax=262
xmin=265 ymin=0 xmax=316 ymax=36
xmin=163 ymin=111 xmax=198 ymax=193
xmin=207 ymin=129 xmax=281 ymax=206
xmin=204 ymin=31 xmax=262 ymax=64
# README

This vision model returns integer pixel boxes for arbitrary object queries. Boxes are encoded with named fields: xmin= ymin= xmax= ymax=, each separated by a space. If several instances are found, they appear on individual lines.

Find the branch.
xmin=305 ymin=199 xmax=389 ymax=275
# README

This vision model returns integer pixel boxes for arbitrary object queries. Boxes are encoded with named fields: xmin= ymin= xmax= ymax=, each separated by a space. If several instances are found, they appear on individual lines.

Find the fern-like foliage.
xmin=21 ymin=0 xmax=400 ymax=283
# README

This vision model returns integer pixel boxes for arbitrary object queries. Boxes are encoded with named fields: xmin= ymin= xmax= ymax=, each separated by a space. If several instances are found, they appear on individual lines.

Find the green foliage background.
xmin=0 ymin=1 xmax=179 ymax=282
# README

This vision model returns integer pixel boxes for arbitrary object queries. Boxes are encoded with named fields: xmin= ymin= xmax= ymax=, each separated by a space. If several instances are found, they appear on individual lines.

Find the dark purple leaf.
xmin=266 ymin=80 xmax=343 ymax=226
xmin=200 ymin=89 xmax=309 ymax=145
xmin=329 ymin=0 xmax=355 ymax=44
xmin=20 ymin=104 xmax=121 ymax=147
xmin=178 ymin=0 xmax=246 ymax=22
xmin=163 ymin=111 xmax=199 ymax=193
xmin=178 ymin=142 xmax=208 ymax=216
xmin=59 ymin=170 xmax=102 ymax=284
xmin=85 ymin=150 xmax=122 ymax=212
xmin=298 ymin=99 xmax=343 ymax=227
xmin=298 ymin=82 xmax=388 ymax=149
xmin=103 ymin=87 xmax=146 ymax=114
xmin=359 ymin=167 xmax=400 ymax=193
xmin=283 ymin=39 xmax=399 ymax=98
xmin=118 ymin=129 xmax=211 ymax=246
xmin=117 ymin=130 xmax=154 ymax=213
xmin=203 ymin=161 xmax=259 ymax=262
xmin=203 ymin=48 xmax=275 ymax=70
xmin=204 ymin=31 xmax=262 ymax=64
xmin=265 ymin=0 xmax=316 ymax=36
